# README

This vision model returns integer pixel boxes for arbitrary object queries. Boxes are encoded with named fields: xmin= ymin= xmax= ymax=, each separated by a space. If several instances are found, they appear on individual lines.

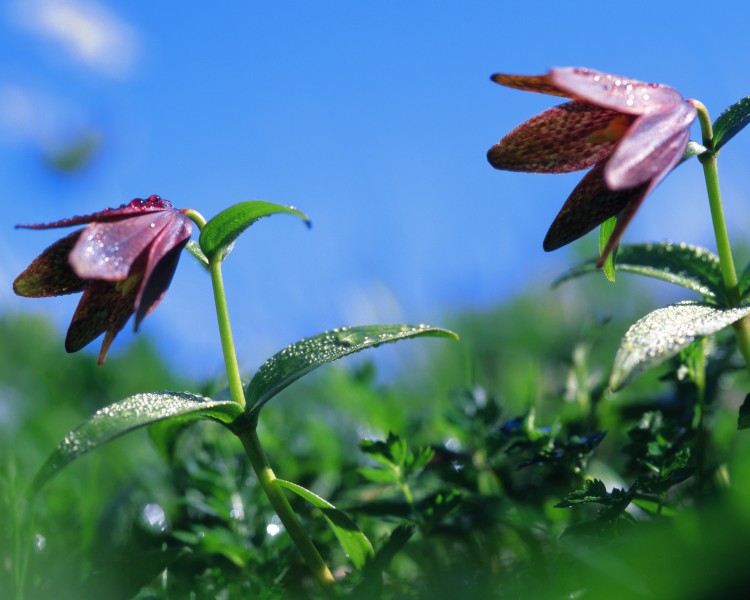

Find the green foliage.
xmin=712 ymin=95 xmax=750 ymax=151
xmin=246 ymin=325 xmax=459 ymax=419
xmin=199 ymin=200 xmax=310 ymax=262
xmin=556 ymin=243 xmax=725 ymax=302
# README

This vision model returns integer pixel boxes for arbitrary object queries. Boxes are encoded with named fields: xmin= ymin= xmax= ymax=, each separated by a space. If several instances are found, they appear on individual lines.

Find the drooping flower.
xmin=13 ymin=195 xmax=193 ymax=364
xmin=487 ymin=67 xmax=697 ymax=264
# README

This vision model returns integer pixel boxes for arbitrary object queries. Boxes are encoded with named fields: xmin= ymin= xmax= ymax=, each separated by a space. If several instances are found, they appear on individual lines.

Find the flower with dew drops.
xmin=487 ymin=67 xmax=697 ymax=265
xmin=13 ymin=195 xmax=193 ymax=365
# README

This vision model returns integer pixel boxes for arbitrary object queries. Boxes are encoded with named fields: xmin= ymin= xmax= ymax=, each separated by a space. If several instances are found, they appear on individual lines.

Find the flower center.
xmin=585 ymin=114 xmax=632 ymax=143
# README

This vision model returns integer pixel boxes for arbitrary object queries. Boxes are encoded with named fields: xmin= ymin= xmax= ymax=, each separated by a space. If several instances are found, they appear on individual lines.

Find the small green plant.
xmin=11 ymin=196 xmax=458 ymax=596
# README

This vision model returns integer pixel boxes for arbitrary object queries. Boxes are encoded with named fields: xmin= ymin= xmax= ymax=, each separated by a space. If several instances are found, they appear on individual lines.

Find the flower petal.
xmin=13 ymin=230 xmax=85 ymax=297
xmin=68 ymin=211 xmax=176 ymax=281
xmin=490 ymin=73 xmax=571 ymax=98
xmin=544 ymin=163 xmax=649 ymax=251
xmin=550 ymin=68 xmax=684 ymax=115
xmin=65 ymin=280 xmax=138 ymax=365
xmin=604 ymin=102 xmax=696 ymax=190
xmin=488 ymin=102 xmax=632 ymax=173
xmin=133 ymin=214 xmax=193 ymax=328
xmin=15 ymin=196 xmax=175 ymax=230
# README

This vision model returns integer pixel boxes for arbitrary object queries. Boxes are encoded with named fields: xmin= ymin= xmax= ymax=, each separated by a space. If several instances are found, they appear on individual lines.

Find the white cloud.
xmin=12 ymin=0 xmax=138 ymax=76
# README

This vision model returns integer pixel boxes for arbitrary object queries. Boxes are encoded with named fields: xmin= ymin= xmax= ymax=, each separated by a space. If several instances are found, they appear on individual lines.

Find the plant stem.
xmin=238 ymin=426 xmax=336 ymax=591
xmin=209 ymin=260 xmax=246 ymax=410
xmin=188 ymin=207 xmax=334 ymax=589
xmin=692 ymin=100 xmax=750 ymax=374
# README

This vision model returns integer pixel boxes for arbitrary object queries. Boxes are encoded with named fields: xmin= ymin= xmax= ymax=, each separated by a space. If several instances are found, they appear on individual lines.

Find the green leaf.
xmin=599 ymin=216 xmax=618 ymax=282
xmin=185 ymin=240 xmax=209 ymax=270
xmin=246 ymin=324 xmax=459 ymax=418
xmin=276 ymin=479 xmax=374 ymax=570
xmin=555 ymin=243 xmax=724 ymax=302
xmin=738 ymin=394 xmax=750 ymax=430
xmin=78 ymin=548 xmax=190 ymax=600
xmin=199 ymin=200 xmax=310 ymax=262
xmin=610 ymin=301 xmax=750 ymax=391
xmin=33 ymin=392 xmax=242 ymax=493
xmin=713 ymin=95 xmax=750 ymax=151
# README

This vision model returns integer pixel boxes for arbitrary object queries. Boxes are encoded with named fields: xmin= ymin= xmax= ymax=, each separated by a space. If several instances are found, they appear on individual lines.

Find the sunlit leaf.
xmin=599 ymin=216 xmax=618 ymax=282
xmin=610 ymin=301 xmax=750 ymax=390
xmin=246 ymin=325 xmax=459 ymax=418
xmin=33 ymin=392 xmax=242 ymax=493
xmin=555 ymin=243 xmax=724 ymax=302
xmin=713 ymin=96 xmax=750 ymax=151
xmin=199 ymin=200 xmax=310 ymax=262
xmin=276 ymin=479 xmax=374 ymax=570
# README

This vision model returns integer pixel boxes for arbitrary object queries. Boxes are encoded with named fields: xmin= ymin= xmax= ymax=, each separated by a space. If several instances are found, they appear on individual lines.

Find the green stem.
xmin=185 ymin=207 xmax=333 ymax=589
xmin=238 ymin=426 xmax=336 ymax=591
xmin=209 ymin=260 xmax=246 ymax=410
xmin=692 ymin=100 xmax=750 ymax=375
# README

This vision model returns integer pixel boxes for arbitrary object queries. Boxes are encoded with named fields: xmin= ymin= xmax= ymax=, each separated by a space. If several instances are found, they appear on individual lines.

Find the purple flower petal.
xmin=68 ymin=211 xmax=176 ymax=281
xmin=16 ymin=196 xmax=176 ymax=230
xmin=604 ymin=102 xmax=696 ymax=190
xmin=550 ymin=68 xmax=684 ymax=115
xmin=133 ymin=214 xmax=193 ymax=328
xmin=13 ymin=230 xmax=85 ymax=297
xmin=488 ymin=102 xmax=633 ymax=173
xmin=543 ymin=163 xmax=649 ymax=251
xmin=490 ymin=73 xmax=570 ymax=98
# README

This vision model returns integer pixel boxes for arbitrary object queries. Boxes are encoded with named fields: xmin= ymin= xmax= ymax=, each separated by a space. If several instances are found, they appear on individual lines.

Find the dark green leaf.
xmin=199 ymin=200 xmax=310 ymax=262
xmin=610 ymin=301 xmax=750 ymax=391
xmin=738 ymin=394 xmax=750 ymax=430
xmin=276 ymin=479 xmax=374 ymax=570
xmin=555 ymin=478 xmax=608 ymax=507
xmin=713 ymin=96 xmax=750 ymax=151
xmin=78 ymin=548 xmax=190 ymax=600
xmin=33 ymin=392 xmax=242 ymax=493
xmin=599 ymin=216 xmax=618 ymax=282
xmin=555 ymin=243 xmax=724 ymax=302
xmin=246 ymin=325 xmax=459 ymax=418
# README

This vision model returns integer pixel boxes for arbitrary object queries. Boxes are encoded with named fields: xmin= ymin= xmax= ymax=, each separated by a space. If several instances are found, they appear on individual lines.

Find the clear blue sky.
xmin=2 ymin=1 xmax=749 ymax=378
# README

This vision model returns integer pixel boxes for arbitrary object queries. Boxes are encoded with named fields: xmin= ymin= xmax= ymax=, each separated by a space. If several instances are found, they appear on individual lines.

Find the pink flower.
xmin=13 ymin=195 xmax=193 ymax=364
xmin=487 ymin=67 xmax=697 ymax=264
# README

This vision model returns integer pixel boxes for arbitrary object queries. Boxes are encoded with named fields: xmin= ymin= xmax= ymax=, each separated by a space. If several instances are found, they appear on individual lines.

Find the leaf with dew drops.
xmin=610 ymin=301 xmax=750 ymax=390
xmin=246 ymin=325 xmax=459 ymax=419
xmin=713 ymin=96 xmax=750 ymax=151
xmin=33 ymin=391 xmax=243 ymax=493
xmin=276 ymin=479 xmax=374 ymax=570
xmin=199 ymin=200 xmax=310 ymax=262
xmin=555 ymin=243 xmax=725 ymax=302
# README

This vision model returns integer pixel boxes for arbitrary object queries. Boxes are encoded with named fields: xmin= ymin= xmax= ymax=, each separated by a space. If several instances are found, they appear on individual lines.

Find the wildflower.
xmin=13 ymin=195 xmax=193 ymax=364
xmin=487 ymin=67 xmax=697 ymax=264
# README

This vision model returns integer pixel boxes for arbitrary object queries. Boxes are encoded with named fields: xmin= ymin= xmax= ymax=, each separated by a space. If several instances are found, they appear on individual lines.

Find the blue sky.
xmin=2 ymin=1 xmax=750 ymax=379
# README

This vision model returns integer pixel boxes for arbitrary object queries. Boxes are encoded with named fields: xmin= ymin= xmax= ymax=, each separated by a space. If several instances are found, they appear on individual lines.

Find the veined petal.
xmin=550 ymin=68 xmax=684 ymax=115
xmin=490 ymin=73 xmax=571 ymax=98
xmin=69 ymin=211 xmax=176 ymax=281
xmin=13 ymin=230 xmax=85 ymax=297
xmin=488 ymin=102 xmax=632 ymax=173
xmin=604 ymin=102 xmax=696 ymax=190
xmin=544 ymin=163 xmax=648 ymax=251
xmin=134 ymin=214 xmax=193 ymax=328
